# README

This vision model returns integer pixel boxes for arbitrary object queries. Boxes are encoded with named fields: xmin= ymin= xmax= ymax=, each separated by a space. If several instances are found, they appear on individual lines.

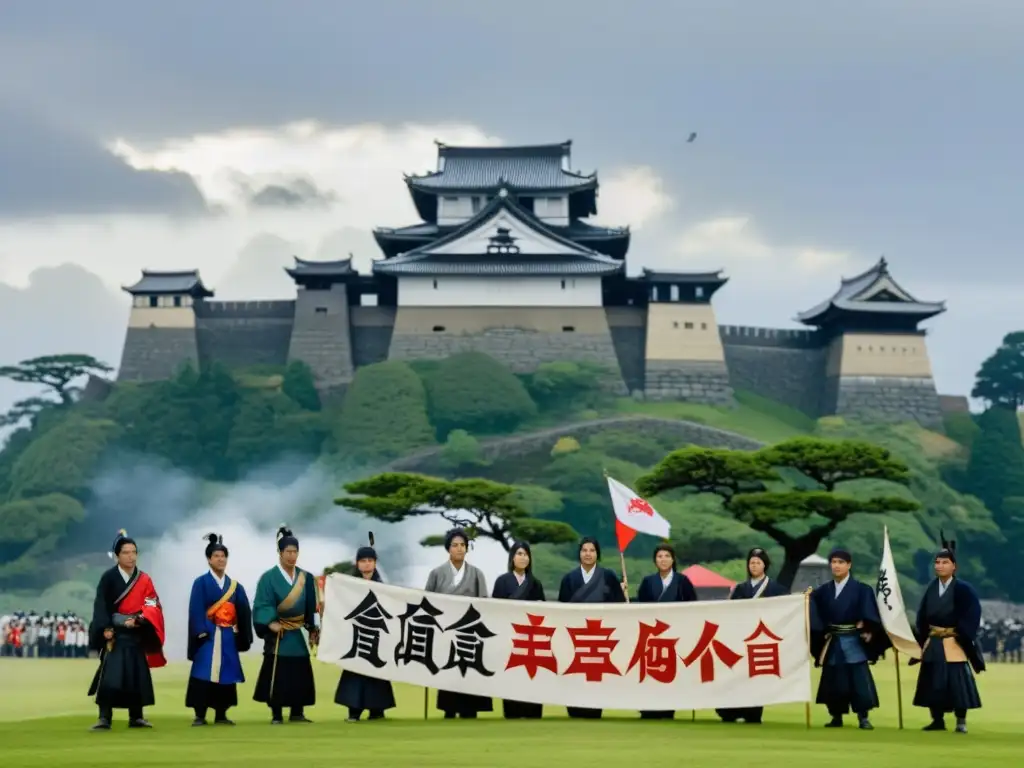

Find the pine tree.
xmin=966 ymin=407 xmax=1024 ymax=515
xmin=966 ymin=407 xmax=1024 ymax=599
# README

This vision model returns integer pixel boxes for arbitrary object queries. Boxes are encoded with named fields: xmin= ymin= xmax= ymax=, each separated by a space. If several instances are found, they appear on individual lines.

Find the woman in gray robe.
xmin=423 ymin=528 xmax=492 ymax=718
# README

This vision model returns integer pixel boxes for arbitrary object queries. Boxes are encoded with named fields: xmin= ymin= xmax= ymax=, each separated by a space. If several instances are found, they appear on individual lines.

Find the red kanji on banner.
xmin=505 ymin=613 xmax=558 ymax=679
xmin=744 ymin=620 xmax=783 ymax=678
xmin=681 ymin=620 xmax=743 ymax=683
xmin=564 ymin=618 xmax=621 ymax=682
xmin=626 ymin=619 xmax=680 ymax=683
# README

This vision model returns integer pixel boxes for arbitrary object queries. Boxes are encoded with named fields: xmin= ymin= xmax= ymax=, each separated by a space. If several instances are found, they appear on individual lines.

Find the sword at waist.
xmin=928 ymin=626 xmax=957 ymax=638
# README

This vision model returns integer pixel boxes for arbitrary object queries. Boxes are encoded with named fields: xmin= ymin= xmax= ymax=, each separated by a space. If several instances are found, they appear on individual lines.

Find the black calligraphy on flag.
xmin=442 ymin=605 xmax=496 ymax=677
xmin=394 ymin=597 xmax=444 ymax=674
xmin=876 ymin=568 xmax=893 ymax=612
xmin=342 ymin=591 xmax=394 ymax=668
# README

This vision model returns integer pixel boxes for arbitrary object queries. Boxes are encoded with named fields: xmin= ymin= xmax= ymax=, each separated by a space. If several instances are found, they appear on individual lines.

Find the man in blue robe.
xmin=911 ymin=534 xmax=984 ymax=734
xmin=809 ymin=547 xmax=890 ymax=729
xmin=186 ymin=533 xmax=253 ymax=726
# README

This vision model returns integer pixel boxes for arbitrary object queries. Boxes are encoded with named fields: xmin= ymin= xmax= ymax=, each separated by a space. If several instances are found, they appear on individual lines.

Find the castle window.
xmin=432 ymin=325 xmax=445 ymax=332
xmin=315 ymin=307 xmax=328 ymax=314
xmin=670 ymin=285 xmax=680 ymax=302
xmin=173 ymin=295 xmax=182 ymax=308
xmin=562 ymin=326 xmax=575 ymax=332
xmin=432 ymin=279 xmax=438 ymax=289
xmin=471 ymin=196 xmax=483 ymax=213
xmin=701 ymin=322 xmax=707 ymax=330
xmin=560 ymin=280 xmax=566 ymax=289
xmin=695 ymin=286 xmax=705 ymax=298
xmin=148 ymin=295 xmax=158 ymax=308
xmin=672 ymin=321 xmax=679 ymax=329
xmin=684 ymin=322 xmax=694 ymax=330
xmin=858 ymin=346 xmax=863 ymax=352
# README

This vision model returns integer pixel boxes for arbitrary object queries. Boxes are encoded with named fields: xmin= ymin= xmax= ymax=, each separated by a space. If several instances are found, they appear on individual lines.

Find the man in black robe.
xmin=88 ymin=530 xmax=167 ymax=731
xmin=809 ymin=547 xmax=889 ymax=729
xmin=717 ymin=546 xmax=788 ymax=724
xmin=911 ymin=534 xmax=985 ymax=734
xmin=557 ymin=536 xmax=625 ymax=719
xmin=636 ymin=543 xmax=696 ymax=719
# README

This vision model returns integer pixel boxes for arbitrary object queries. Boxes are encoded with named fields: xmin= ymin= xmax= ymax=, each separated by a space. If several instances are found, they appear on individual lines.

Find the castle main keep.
xmin=117 ymin=140 xmax=946 ymax=427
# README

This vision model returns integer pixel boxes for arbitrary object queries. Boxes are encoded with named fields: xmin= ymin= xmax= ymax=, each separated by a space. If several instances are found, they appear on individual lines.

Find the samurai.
xmin=252 ymin=525 xmax=319 ymax=724
xmin=88 ymin=530 xmax=167 ymax=731
xmin=557 ymin=536 xmax=626 ymax=719
xmin=334 ymin=537 xmax=397 ymax=722
xmin=185 ymin=533 xmax=253 ymax=726
xmin=637 ymin=542 xmax=697 ymax=720
xmin=717 ymin=546 xmax=788 ymax=724
xmin=912 ymin=533 xmax=985 ymax=733
xmin=492 ymin=540 xmax=546 ymax=719
xmin=424 ymin=527 xmax=492 ymax=719
xmin=809 ymin=546 xmax=890 ymax=729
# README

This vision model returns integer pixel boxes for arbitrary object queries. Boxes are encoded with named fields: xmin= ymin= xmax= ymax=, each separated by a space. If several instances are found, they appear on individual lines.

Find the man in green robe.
xmin=251 ymin=526 xmax=319 ymax=724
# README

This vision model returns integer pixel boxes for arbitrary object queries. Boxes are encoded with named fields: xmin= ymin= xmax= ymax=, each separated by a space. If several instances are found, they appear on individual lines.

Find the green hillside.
xmin=0 ymin=352 xmax=1016 ymax=611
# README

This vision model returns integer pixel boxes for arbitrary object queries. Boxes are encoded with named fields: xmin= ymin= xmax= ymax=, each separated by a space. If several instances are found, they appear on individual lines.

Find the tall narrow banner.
xmin=318 ymin=574 xmax=812 ymax=711
xmin=875 ymin=526 xmax=923 ymax=659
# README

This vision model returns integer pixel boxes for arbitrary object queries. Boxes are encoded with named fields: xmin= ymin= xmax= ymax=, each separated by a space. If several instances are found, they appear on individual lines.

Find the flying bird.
xmin=687 ymin=132 xmax=697 ymax=143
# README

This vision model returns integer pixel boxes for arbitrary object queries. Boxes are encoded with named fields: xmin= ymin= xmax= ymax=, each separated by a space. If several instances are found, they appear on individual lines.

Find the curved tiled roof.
xmin=797 ymin=257 xmax=945 ymax=325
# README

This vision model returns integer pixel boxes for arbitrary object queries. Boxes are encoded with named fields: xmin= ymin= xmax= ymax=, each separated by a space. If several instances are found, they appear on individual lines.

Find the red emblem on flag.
xmin=626 ymin=496 xmax=654 ymax=517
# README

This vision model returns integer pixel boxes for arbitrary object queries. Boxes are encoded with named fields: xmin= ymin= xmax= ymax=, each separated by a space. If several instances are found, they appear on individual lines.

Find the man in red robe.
xmin=88 ymin=530 xmax=167 ymax=730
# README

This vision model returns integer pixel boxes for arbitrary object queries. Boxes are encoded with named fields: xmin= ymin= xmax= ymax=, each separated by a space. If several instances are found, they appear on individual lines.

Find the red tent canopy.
xmin=682 ymin=564 xmax=736 ymax=588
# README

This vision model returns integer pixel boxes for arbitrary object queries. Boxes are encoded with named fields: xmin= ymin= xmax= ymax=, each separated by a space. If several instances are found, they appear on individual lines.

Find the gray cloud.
xmin=247 ymin=177 xmax=337 ymax=210
xmin=1 ymin=1 xmax=1020 ymax=283
xmin=0 ymin=101 xmax=208 ymax=218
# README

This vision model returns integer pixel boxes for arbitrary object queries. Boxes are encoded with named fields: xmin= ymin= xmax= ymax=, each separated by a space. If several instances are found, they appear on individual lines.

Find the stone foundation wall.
xmin=719 ymin=326 xmax=829 ymax=417
xmin=351 ymin=306 xmax=396 ymax=367
xmin=118 ymin=327 xmax=199 ymax=382
xmin=387 ymin=308 xmax=627 ymax=394
xmin=831 ymin=375 xmax=944 ymax=429
xmin=195 ymin=301 xmax=294 ymax=370
xmin=643 ymin=360 xmax=734 ymax=405
xmin=605 ymin=307 xmax=646 ymax=395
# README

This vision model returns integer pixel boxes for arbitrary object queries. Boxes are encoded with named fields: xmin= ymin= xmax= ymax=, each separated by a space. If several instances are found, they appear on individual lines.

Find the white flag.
xmin=875 ymin=525 xmax=922 ymax=659
xmin=606 ymin=476 xmax=671 ymax=552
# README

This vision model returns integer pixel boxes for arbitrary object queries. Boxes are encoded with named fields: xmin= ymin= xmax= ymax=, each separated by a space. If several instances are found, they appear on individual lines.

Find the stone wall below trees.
xmin=384 ymin=415 xmax=764 ymax=471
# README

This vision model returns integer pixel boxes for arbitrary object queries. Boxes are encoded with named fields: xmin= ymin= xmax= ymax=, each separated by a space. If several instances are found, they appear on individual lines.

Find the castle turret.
xmin=285 ymin=257 xmax=358 ymax=391
xmin=797 ymin=257 xmax=945 ymax=427
xmin=117 ymin=269 xmax=211 ymax=381
xmin=639 ymin=269 xmax=734 ymax=405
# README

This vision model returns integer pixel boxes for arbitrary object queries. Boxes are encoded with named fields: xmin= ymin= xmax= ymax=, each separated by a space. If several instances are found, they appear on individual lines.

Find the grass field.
xmin=1 ymin=659 xmax=1021 ymax=766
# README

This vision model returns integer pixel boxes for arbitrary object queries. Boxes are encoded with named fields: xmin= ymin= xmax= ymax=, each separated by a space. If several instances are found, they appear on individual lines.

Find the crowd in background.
xmin=979 ymin=618 xmax=1023 ymax=662
xmin=1 ymin=610 xmax=90 ymax=657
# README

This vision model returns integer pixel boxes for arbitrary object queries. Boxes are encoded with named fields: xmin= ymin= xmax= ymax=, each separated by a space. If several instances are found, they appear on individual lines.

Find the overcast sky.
xmin=1 ymin=0 xmax=1021 ymax=418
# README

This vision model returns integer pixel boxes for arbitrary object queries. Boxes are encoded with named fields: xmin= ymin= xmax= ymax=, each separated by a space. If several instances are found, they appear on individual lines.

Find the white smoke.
xmin=88 ymin=454 xmax=511 ymax=660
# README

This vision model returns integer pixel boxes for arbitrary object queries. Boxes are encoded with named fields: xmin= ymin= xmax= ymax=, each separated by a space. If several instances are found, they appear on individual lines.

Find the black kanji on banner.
xmin=442 ymin=605 xmax=497 ymax=677
xmin=394 ymin=597 xmax=444 ymax=674
xmin=342 ymin=590 xmax=394 ymax=668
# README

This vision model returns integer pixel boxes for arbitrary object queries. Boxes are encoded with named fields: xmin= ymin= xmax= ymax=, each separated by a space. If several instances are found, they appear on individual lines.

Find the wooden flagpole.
xmin=423 ymin=687 xmax=429 ymax=720
xmin=894 ymin=649 xmax=904 ymax=729
xmin=619 ymin=550 xmax=631 ymax=604
xmin=804 ymin=588 xmax=812 ymax=729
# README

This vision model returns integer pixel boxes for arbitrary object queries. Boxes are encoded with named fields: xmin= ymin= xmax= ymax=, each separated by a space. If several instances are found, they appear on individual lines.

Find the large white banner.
xmin=318 ymin=574 xmax=812 ymax=710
